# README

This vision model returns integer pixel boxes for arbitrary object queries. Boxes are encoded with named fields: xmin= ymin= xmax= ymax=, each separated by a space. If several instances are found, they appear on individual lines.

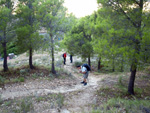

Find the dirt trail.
xmin=0 ymin=53 xmax=105 ymax=113
xmin=61 ymin=63 xmax=104 ymax=113
xmin=1 ymin=63 xmax=103 ymax=98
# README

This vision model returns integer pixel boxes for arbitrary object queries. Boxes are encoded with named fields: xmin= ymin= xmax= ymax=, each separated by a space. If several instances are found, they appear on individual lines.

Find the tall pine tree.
xmin=0 ymin=0 xmax=15 ymax=71
xmin=16 ymin=0 xmax=42 ymax=69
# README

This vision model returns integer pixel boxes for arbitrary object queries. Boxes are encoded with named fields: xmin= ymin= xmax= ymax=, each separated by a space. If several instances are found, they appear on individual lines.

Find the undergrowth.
xmin=92 ymin=98 xmax=150 ymax=113
xmin=92 ymin=72 xmax=150 ymax=113
xmin=0 ymin=93 xmax=64 ymax=113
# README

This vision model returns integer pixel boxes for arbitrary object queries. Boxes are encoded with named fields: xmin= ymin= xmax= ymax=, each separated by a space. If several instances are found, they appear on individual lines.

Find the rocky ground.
xmin=0 ymin=52 xmax=122 ymax=113
xmin=0 ymin=66 xmax=109 ymax=113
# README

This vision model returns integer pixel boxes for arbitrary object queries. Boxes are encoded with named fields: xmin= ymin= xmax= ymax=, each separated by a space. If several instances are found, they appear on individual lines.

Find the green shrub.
xmin=36 ymin=97 xmax=45 ymax=102
xmin=4 ymin=101 xmax=12 ymax=106
xmin=39 ymin=72 xmax=44 ymax=76
xmin=19 ymin=77 xmax=25 ymax=82
xmin=92 ymin=98 xmax=150 ymax=113
xmin=20 ymin=69 xmax=29 ymax=75
xmin=73 ymin=61 xmax=83 ymax=67
xmin=32 ymin=73 xmax=38 ymax=79
xmin=56 ymin=93 xmax=64 ymax=108
xmin=118 ymin=75 xmax=123 ymax=86
xmin=10 ymin=77 xmax=25 ymax=83
xmin=49 ymin=73 xmax=55 ymax=79
xmin=134 ymin=87 xmax=143 ymax=95
xmin=4 ymin=79 xmax=10 ymax=84
xmin=0 ymin=95 xmax=3 ymax=105
xmin=15 ymin=61 xmax=19 ymax=64
xmin=94 ymin=72 xmax=101 ymax=75
xmin=14 ymin=98 xmax=34 ymax=113
xmin=56 ymin=59 xmax=63 ymax=68
xmin=12 ymin=78 xmax=20 ymax=83
xmin=0 ymin=76 xmax=5 ymax=84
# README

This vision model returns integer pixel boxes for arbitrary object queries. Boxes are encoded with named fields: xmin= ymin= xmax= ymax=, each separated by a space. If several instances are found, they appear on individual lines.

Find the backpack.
xmin=82 ymin=64 xmax=91 ymax=71
xmin=62 ymin=53 xmax=66 ymax=58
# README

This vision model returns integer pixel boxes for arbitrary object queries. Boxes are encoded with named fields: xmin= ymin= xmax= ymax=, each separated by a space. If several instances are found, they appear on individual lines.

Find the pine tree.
xmin=0 ymin=0 xmax=15 ymax=71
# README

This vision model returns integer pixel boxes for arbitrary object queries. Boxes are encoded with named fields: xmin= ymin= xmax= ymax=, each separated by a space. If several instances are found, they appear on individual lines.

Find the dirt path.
xmin=1 ymin=63 xmax=103 ymax=98
xmin=61 ymin=63 xmax=104 ymax=113
xmin=0 ymin=53 xmax=106 ymax=113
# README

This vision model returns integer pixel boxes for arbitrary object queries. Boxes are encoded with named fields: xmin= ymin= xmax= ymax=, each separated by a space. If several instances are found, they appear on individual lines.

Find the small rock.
xmin=11 ymin=96 xmax=14 ymax=100
xmin=61 ymin=109 xmax=70 ymax=113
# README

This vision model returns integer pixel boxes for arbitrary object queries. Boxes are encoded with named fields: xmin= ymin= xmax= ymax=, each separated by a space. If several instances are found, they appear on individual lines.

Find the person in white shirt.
xmin=77 ymin=65 xmax=89 ymax=86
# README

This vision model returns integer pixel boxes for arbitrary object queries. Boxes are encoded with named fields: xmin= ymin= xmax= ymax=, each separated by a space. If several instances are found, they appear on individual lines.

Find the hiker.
xmin=63 ymin=52 xmax=67 ymax=65
xmin=77 ymin=64 xmax=91 ymax=86
xmin=70 ymin=55 xmax=73 ymax=63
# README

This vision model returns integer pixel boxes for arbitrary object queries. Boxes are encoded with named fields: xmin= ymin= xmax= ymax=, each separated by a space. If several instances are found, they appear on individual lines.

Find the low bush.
xmin=92 ymin=98 xmax=150 ymax=113
xmin=73 ymin=61 xmax=83 ymax=67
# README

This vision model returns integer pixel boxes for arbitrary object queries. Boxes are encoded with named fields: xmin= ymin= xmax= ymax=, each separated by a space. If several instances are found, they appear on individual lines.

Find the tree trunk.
xmin=128 ymin=63 xmax=136 ymax=95
xmin=2 ymin=42 xmax=8 ymax=72
xmin=112 ymin=58 xmax=115 ymax=72
xmin=128 ymin=30 xmax=141 ymax=95
xmin=98 ymin=57 xmax=101 ymax=70
xmin=50 ymin=34 xmax=56 ymax=74
xmin=127 ymin=0 xmax=143 ymax=95
xmin=120 ymin=57 xmax=124 ymax=72
xmin=88 ymin=56 xmax=91 ymax=66
xmin=29 ymin=48 xmax=34 ymax=69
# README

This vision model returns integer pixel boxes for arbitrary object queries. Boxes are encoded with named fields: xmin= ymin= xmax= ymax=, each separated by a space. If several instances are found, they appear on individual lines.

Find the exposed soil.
xmin=0 ymin=52 xmax=113 ymax=113
xmin=1 ymin=52 xmax=149 ymax=113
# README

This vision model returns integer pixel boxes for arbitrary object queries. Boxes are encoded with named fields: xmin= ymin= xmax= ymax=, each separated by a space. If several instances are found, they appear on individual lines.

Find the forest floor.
xmin=0 ymin=51 xmax=150 ymax=113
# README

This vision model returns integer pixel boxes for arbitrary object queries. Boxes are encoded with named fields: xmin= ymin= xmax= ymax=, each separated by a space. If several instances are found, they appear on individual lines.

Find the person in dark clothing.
xmin=70 ymin=55 xmax=73 ymax=63
xmin=77 ymin=65 xmax=90 ymax=86
xmin=63 ymin=53 xmax=67 ymax=65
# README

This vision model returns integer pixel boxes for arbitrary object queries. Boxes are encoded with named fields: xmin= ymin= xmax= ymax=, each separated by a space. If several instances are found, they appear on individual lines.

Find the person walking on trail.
xmin=63 ymin=53 xmax=67 ymax=65
xmin=77 ymin=64 xmax=91 ymax=86
xmin=70 ymin=55 xmax=73 ymax=63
